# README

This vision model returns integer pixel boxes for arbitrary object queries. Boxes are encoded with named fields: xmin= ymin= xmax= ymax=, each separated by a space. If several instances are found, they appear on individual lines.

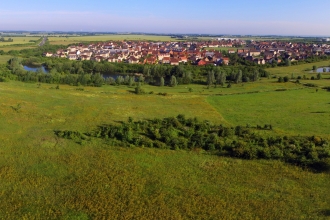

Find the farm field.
xmin=0 ymin=36 xmax=40 ymax=46
xmin=48 ymin=35 xmax=179 ymax=45
xmin=0 ymin=80 xmax=329 ymax=218
xmin=0 ymin=45 xmax=37 ymax=52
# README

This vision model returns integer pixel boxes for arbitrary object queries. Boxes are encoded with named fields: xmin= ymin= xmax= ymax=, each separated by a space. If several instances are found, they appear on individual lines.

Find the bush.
xmin=134 ymin=86 xmax=145 ymax=94
xmin=0 ymin=76 xmax=9 ymax=82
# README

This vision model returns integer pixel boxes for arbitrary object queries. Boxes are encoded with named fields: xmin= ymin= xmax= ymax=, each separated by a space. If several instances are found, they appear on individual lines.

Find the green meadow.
xmin=0 ymin=74 xmax=330 ymax=218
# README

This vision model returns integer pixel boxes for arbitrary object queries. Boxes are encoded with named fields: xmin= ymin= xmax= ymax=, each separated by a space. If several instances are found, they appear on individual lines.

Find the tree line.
xmin=5 ymin=57 xmax=268 ymax=87
xmin=0 ymin=37 xmax=13 ymax=42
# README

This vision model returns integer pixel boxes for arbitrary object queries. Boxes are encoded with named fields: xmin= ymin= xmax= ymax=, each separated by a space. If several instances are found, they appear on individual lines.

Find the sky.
xmin=1 ymin=0 xmax=330 ymax=36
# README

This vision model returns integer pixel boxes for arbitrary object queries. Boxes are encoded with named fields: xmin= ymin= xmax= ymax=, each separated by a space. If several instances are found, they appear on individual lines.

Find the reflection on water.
xmin=310 ymin=67 xmax=330 ymax=73
xmin=23 ymin=65 xmax=48 ymax=73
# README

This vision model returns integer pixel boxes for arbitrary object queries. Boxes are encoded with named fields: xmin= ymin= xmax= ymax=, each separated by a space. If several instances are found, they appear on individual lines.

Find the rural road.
xmin=39 ymin=36 xmax=47 ymax=46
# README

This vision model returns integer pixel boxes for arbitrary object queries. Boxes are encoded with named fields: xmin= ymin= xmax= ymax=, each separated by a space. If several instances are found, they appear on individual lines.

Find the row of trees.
xmin=0 ymin=37 xmax=13 ymax=42
xmin=6 ymin=57 xmax=268 ymax=87
xmin=56 ymin=115 xmax=330 ymax=172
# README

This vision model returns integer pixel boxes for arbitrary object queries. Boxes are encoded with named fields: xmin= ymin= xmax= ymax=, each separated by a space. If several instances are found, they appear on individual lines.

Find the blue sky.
xmin=1 ymin=0 xmax=330 ymax=36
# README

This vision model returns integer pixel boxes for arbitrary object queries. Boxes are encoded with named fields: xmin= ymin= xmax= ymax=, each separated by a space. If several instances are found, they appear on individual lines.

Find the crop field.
xmin=48 ymin=35 xmax=178 ymax=45
xmin=0 ymin=45 xmax=37 ymax=52
xmin=0 ymin=36 xmax=40 ymax=46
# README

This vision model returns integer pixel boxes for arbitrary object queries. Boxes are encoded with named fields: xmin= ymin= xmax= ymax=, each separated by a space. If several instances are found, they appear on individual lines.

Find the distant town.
xmin=43 ymin=38 xmax=330 ymax=66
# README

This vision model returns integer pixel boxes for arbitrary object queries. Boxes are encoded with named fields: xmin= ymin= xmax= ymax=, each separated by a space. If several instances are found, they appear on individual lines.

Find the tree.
xmin=92 ymin=73 xmax=104 ymax=87
xmin=170 ymin=75 xmax=177 ymax=87
xmin=235 ymin=70 xmax=242 ymax=84
xmin=138 ymin=75 xmax=144 ymax=84
xmin=313 ymin=65 xmax=317 ymax=71
xmin=182 ymin=71 xmax=192 ymax=84
xmin=216 ymin=71 xmax=226 ymax=87
xmin=317 ymin=73 xmax=322 ymax=80
xmin=207 ymin=71 xmax=215 ymax=88
xmin=160 ymin=76 xmax=165 ymax=86
xmin=285 ymin=59 xmax=291 ymax=66
xmin=116 ymin=75 xmax=124 ymax=85
xmin=129 ymin=76 xmax=135 ymax=86
xmin=323 ymin=67 xmax=326 ymax=73
xmin=124 ymin=75 xmax=130 ymax=85
xmin=252 ymin=70 xmax=259 ymax=81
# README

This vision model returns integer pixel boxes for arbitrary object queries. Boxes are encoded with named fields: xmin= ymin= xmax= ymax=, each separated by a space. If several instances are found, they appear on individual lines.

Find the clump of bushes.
xmin=56 ymin=115 xmax=330 ymax=172
xmin=304 ymin=83 xmax=317 ymax=87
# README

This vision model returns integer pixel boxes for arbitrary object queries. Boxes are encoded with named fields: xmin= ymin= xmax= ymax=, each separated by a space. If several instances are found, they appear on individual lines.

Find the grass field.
xmin=0 ymin=76 xmax=330 ymax=218
xmin=207 ymin=88 xmax=330 ymax=137
xmin=0 ymin=55 xmax=12 ymax=64
xmin=267 ymin=60 xmax=330 ymax=75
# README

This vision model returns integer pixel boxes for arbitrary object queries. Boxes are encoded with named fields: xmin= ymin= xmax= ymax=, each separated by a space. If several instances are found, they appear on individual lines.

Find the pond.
xmin=22 ymin=66 xmax=130 ymax=79
xmin=22 ymin=66 xmax=138 ymax=80
xmin=310 ymin=67 xmax=330 ymax=73
xmin=23 ymin=65 xmax=49 ymax=73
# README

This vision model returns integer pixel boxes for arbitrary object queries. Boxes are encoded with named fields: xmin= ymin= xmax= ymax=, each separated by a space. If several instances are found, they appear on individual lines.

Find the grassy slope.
xmin=0 ymin=80 xmax=329 ymax=218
